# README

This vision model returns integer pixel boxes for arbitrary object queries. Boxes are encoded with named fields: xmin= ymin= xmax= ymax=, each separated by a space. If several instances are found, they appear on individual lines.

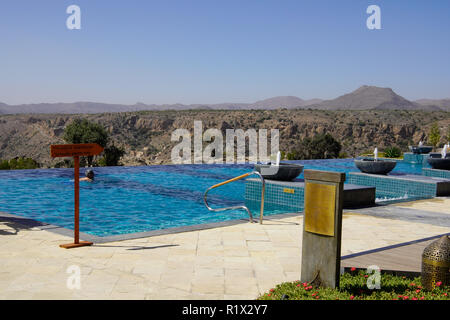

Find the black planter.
xmin=254 ymin=163 xmax=304 ymax=181
xmin=409 ymin=146 xmax=433 ymax=154
xmin=427 ymin=157 xmax=450 ymax=170
xmin=354 ymin=159 xmax=397 ymax=175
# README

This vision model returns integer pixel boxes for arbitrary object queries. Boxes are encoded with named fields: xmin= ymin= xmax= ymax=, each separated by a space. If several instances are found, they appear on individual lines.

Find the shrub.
xmin=0 ymin=157 xmax=39 ymax=170
xmin=338 ymin=151 xmax=349 ymax=159
xmin=259 ymin=270 xmax=449 ymax=300
xmin=383 ymin=146 xmax=402 ymax=158
xmin=289 ymin=133 xmax=342 ymax=160
xmin=97 ymin=145 xmax=125 ymax=167
xmin=428 ymin=122 xmax=441 ymax=148
xmin=0 ymin=159 xmax=10 ymax=170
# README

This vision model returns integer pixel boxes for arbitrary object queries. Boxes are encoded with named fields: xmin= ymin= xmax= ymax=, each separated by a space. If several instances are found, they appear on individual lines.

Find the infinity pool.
xmin=0 ymin=159 xmax=426 ymax=236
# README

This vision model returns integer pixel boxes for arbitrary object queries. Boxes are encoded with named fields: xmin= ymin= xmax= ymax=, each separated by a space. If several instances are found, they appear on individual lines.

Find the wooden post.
xmin=300 ymin=170 xmax=346 ymax=289
xmin=51 ymin=144 xmax=103 ymax=249
xmin=74 ymin=155 xmax=80 ymax=244
xmin=59 ymin=154 xmax=93 ymax=249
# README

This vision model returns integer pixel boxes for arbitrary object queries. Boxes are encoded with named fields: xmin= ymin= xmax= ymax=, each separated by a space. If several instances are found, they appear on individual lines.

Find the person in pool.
xmin=80 ymin=169 xmax=95 ymax=182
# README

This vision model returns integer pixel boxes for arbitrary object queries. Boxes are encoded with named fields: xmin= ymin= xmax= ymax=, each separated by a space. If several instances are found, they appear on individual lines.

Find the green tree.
xmin=0 ymin=159 xmax=10 ymax=170
xmin=63 ymin=118 xmax=109 ymax=166
xmin=289 ymin=133 xmax=342 ymax=160
xmin=428 ymin=122 xmax=441 ymax=149
xmin=97 ymin=145 xmax=125 ymax=167
xmin=8 ymin=158 xmax=18 ymax=169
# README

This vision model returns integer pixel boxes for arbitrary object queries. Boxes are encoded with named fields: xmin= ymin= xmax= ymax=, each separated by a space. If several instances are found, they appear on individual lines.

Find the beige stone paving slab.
xmin=224 ymin=268 xmax=254 ymax=278
xmin=191 ymin=278 xmax=225 ymax=295
xmin=1 ymin=198 xmax=450 ymax=300
xmin=394 ymin=197 xmax=450 ymax=214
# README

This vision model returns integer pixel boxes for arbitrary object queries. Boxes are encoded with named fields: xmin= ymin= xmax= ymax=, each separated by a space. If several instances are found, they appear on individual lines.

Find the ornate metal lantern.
xmin=421 ymin=235 xmax=450 ymax=290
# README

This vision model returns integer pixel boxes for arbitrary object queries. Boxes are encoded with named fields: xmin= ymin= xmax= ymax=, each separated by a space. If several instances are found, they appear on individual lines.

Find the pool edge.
xmin=0 ymin=211 xmax=302 ymax=244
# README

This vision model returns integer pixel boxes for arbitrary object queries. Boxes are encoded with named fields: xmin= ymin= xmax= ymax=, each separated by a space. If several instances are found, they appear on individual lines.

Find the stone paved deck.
xmin=1 ymin=197 xmax=449 ymax=300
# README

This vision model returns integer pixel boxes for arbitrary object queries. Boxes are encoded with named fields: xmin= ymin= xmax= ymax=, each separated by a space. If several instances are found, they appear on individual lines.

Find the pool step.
xmin=245 ymin=178 xmax=375 ymax=212
xmin=348 ymin=172 xmax=450 ymax=198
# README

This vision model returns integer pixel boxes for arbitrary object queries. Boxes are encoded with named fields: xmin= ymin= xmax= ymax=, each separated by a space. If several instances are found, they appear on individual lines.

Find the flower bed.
xmin=258 ymin=270 xmax=449 ymax=300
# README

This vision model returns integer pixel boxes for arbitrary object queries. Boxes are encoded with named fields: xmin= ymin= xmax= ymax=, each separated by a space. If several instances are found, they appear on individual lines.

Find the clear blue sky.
xmin=1 ymin=0 xmax=449 ymax=105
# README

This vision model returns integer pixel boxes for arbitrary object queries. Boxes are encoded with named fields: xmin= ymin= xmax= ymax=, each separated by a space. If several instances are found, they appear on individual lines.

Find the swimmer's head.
xmin=85 ymin=169 xmax=94 ymax=180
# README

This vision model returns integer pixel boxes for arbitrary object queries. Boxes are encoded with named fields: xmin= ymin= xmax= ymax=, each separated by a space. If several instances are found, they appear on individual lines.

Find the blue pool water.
xmin=0 ymin=158 xmax=426 ymax=237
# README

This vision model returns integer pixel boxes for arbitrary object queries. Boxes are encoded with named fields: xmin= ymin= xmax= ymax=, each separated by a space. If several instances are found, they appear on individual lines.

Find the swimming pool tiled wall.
xmin=403 ymin=153 xmax=429 ymax=165
xmin=245 ymin=178 xmax=304 ymax=212
xmin=422 ymin=168 xmax=450 ymax=179
xmin=347 ymin=172 xmax=437 ymax=199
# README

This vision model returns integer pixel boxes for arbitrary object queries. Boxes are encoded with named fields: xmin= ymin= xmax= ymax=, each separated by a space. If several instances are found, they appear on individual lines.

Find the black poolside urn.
xmin=254 ymin=163 xmax=304 ymax=181
xmin=421 ymin=235 xmax=450 ymax=291
xmin=354 ymin=159 xmax=397 ymax=175
xmin=427 ymin=157 xmax=450 ymax=170
xmin=409 ymin=146 xmax=433 ymax=154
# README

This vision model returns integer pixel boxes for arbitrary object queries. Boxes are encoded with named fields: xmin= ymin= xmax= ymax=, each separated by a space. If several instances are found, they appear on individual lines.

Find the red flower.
xmin=436 ymin=281 xmax=442 ymax=287
xmin=420 ymin=296 xmax=425 ymax=300
xmin=403 ymin=296 xmax=409 ymax=300
xmin=412 ymin=297 xmax=418 ymax=300
xmin=364 ymin=275 xmax=369 ymax=278
xmin=443 ymin=293 xmax=448 ymax=297
xmin=351 ymin=267 xmax=356 ymax=272
xmin=416 ymin=289 xmax=421 ymax=294
xmin=350 ymin=295 xmax=355 ymax=300
xmin=296 ymin=284 xmax=301 ymax=287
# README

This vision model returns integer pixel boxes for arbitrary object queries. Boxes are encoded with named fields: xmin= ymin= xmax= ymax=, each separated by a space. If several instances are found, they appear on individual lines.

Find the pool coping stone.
xmin=0 ymin=210 xmax=302 ymax=244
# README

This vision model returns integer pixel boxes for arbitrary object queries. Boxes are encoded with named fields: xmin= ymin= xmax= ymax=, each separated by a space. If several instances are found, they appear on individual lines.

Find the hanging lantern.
xmin=421 ymin=235 xmax=450 ymax=290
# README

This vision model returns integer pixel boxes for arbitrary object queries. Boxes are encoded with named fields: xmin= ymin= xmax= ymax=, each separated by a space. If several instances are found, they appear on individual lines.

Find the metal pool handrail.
xmin=203 ymin=171 xmax=265 ymax=224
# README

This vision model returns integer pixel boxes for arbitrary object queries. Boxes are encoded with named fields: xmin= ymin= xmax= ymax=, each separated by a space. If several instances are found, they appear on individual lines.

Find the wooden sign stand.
xmin=50 ymin=143 xmax=104 ymax=249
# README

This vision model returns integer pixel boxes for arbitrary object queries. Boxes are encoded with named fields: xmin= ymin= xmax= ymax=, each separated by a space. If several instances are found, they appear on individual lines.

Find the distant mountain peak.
xmin=312 ymin=85 xmax=437 ymax=110
xmin=0 ymin=86 xmax=445 ymax=114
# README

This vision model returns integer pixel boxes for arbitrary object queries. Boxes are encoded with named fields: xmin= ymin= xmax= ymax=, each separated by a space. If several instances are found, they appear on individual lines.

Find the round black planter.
xmin=354 ymin=159 xmax=397 ymax=175
xmin=254 ymin=163 xmax=304 ymax=181
xmin=427 ymin=157 xmax=450 ymax=170
xmin=409 ymin=146 xmax=433 ymax=154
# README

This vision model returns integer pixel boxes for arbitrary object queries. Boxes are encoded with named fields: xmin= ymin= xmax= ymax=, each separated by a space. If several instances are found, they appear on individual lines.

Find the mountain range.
xmin=0 ymin=86 xmax=449 ymax=114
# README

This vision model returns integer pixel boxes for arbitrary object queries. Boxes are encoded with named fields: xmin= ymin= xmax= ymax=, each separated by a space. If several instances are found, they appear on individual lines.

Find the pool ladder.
xmin=203 ymin=171 xmax=265 ymax=224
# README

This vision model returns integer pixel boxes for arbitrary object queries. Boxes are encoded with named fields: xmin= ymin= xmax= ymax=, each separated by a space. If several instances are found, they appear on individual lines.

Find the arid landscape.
xmin=1 ymin=108 xmax=449 ymax=167
xmin=1 ymin=86 xmax=449 ymax=167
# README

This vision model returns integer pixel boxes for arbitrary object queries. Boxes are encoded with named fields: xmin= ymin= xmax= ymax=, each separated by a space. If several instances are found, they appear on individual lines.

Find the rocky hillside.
xmin=1 ymin=109 xmax=449 ymax=168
